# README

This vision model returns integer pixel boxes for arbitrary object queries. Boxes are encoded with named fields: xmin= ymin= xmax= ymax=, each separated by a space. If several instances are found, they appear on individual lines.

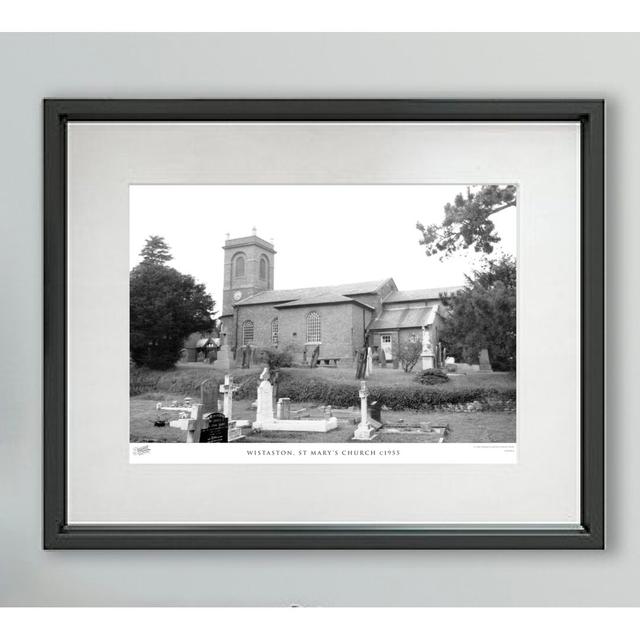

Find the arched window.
xmin=259 ymin=256 xmax=268 ymax=281
xmin=271 ymin=317 xmax=279 ymax=346
xmin=234 ymin=254 xmax=245 ymax=278
xmin=242 ymin=320 xmax=254 ymax=345
xmin=306 ymin=312 xmax=321 ymax=343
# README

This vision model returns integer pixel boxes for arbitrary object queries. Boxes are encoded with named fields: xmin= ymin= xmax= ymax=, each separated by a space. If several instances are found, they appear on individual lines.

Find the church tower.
xmin=221 ymin=228 xmax=276 ymax=320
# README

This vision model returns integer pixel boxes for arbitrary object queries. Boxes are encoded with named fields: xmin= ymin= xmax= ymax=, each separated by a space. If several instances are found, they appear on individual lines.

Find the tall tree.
xmin=417 ymin=185 xmax=516 ymax=258
xmin=130 ymin=237 xmax=215 ymax=370
xmin=139 ymin=235 xmax=173 ymax=265
xmin=439 ymin=256 xmax=516 ymax=371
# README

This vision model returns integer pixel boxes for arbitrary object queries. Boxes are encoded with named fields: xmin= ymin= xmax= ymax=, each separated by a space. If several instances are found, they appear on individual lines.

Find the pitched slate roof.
xmin=235 ymin=278 xmax=393 ymax=307
xmin=368 ymin=304 xmax=439 ymax=331
xmin=383 ymin=286 xmax=463 ymax=304
xmin=275 ymin=292 xmax=375 ymax=310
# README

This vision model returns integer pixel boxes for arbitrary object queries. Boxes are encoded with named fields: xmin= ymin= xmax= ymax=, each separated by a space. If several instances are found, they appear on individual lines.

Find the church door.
xmin=380 ymin=334 xmax=393 ymax=361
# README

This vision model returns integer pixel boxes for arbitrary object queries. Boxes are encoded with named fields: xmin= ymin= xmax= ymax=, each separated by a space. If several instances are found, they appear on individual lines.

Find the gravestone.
xmin=369 ymin=400 xmax=382 ymax=424
xmin=256 ymin=370 xmax=274 ymax=424
xmin=199 ymin=412 xmax=229 ymax=443
xmin=276 ymin=397 xmax=291 ymax=420
xmin=478 ymin=348 xmax=493 ymax=371
xmin=219 ymin=374 xmax=239 ymax=419
xmin=353 ymin=381 xmax=376 ymax=441
xmin=199 ymin=379 xmax=219 ymax=414
xmin=216 ymin=344 xmax=231 ymax=370
xmin=309 ymin=345 xmax=320 ymax=368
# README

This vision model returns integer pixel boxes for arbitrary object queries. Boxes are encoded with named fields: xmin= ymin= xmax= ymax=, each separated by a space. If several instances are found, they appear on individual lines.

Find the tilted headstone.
xmin=310 ymin=345 xmax=320 ymax=368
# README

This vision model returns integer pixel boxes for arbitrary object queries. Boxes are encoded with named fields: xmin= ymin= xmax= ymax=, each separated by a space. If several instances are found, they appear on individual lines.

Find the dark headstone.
xmin=199 ymin=412 xmax=229 ymax=443
xmin=478 ymin=348 xmax=493 ymax=372
xmin=369 ymin=400 xmax=382 ymax=424
xmin=310 ymin=345 xmax=320 ymax=368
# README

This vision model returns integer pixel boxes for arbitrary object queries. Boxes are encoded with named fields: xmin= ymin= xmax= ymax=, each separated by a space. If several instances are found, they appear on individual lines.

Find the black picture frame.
xmin=44 ymin=99 xmax=604 ymax=550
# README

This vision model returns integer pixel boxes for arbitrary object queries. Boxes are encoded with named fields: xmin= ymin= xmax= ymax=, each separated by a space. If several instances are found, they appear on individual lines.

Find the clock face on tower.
xmin=233 ymin=290 xmax=242 ymax=301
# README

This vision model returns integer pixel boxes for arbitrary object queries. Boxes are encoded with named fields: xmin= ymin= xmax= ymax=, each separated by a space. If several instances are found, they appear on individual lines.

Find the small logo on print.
xmin=132 ymin=445 xmax=151 ymax=456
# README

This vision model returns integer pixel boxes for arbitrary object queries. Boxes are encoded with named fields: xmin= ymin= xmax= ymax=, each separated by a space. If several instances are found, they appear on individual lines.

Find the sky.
xmin=130 ymin=185 xmax=516 ymax=309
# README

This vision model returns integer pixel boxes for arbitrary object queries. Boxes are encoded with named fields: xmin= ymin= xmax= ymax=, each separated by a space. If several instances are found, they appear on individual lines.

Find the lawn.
xmin=130 ymin=361 xmax=515 ymax=443
xmin=130 ymin=391 xmax=515 ymax=444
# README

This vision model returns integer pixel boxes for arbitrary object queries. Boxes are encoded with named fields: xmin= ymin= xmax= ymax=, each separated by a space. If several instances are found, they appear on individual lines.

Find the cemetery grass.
xmin=130 ymin=393 xmax=515 ymax=444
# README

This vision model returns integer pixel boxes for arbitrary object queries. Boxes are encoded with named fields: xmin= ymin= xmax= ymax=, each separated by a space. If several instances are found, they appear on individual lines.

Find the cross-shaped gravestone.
xmin=219 ymin=374 xmax=240 ymax=420
xmin=184 ymin=403 xmax=208 ymax=443
xmin=353 ymin=380 xmax=376 ymax=441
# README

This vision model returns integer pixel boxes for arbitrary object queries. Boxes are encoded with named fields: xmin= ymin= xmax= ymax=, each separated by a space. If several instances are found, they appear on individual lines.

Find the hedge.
xmin=276 ymin=372 xmax=514 ymax=410
xmin=131 ymin=367 xmax=515 ymax=410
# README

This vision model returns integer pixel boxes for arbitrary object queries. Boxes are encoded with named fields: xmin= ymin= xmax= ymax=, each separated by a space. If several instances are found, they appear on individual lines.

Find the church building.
xmin=219 ymin=231 xmax=462 ymax=366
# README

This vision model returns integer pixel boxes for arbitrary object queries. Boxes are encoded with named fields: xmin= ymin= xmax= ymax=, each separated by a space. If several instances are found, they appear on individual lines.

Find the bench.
xmin=315 ymin=357 xmax=341 ymax=367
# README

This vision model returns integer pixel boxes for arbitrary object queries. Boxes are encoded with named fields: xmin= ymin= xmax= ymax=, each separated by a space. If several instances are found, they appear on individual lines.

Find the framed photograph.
xmin=44 ymin=99 xmax=604 ymax=549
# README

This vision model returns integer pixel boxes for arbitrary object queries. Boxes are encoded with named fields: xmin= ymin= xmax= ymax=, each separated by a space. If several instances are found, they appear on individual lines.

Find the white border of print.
xmin=130 ymin=443 xmax=517 ymax=464
xmin=67 ymin=122 xmax=579 ymax=525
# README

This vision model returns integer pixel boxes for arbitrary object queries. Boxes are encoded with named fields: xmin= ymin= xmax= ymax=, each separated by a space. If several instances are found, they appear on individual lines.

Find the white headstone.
xmin=256 ymin=378 xmax=275 ymax=424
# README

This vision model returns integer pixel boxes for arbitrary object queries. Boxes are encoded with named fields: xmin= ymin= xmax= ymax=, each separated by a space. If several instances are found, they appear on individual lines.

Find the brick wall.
xmin=234 ymin=302 xmax=365 ymax=365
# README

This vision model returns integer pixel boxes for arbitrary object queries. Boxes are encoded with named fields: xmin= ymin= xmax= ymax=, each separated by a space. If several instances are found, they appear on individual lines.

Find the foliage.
xmin=439 ymin=255 xmax=516 ymax=371
xmin=276 ymin=371 xmax=514 ymax=410
xmin=417 ymin=185 xmax=516 ymax=258
xmin=414 ymin=368 xmax=450 ymax=385
xmin=258 ymin=347 xmax=294 ymax=370
xmin=130 ymin=237 xmax=215 ymax=370
xmin=131 ymin=366 xmax=515 ymax=410
xmin=395 ymin=340 xmax=423 ymax=373
xmin=130 ymin=366 xmax=261 ymax=399
xmin=139 ymin=235 xmax=173 ymax=265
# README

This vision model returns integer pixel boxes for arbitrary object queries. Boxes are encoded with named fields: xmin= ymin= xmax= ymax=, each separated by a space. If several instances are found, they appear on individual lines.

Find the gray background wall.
xmin=0 ymin=33 xmax=628 ymax=606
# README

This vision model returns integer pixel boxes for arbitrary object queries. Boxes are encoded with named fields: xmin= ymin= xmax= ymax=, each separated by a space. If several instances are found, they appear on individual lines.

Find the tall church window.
xmin=306 ymin=312 xmax=321 ymax=343
xmin=259 ymin=256 xmax=268 ymax=281
xmin=234 ymin=254 xmax=245 ymax=278
xmin=242 ymin=320 xmax=254 ymax=345
xmin=271 ymin=317 xmax=279 ymax=346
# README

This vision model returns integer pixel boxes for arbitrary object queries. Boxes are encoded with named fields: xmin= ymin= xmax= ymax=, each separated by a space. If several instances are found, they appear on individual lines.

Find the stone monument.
xmin=420 ymin=326 xmax=435 ymax=370
xmin=353 ymin=381 xmax=377 ymax=441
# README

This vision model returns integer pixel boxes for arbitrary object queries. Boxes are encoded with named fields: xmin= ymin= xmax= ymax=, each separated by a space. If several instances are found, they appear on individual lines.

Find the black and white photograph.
xmin=129 ymin=183 xmax=517 ymax=456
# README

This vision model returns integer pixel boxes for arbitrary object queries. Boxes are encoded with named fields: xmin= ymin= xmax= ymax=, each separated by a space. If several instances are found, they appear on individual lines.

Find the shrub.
xmin=395 ymin=340 xmax=423 ymax=373
xmin=414 ymin=368 xmax=449 ymax=386
xmin=259 ymin=347 xmax=293 ymax=370
xmin=275 ymin=371 xmax=514 ymax=411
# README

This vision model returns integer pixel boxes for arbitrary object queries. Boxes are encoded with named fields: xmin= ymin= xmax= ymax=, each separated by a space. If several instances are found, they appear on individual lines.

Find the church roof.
xmin=383 ymin=286 xmax=463 ymax=304
xmin=235 ymin=279 xmax=393 ymax=307
xmin=275 ymin=292 xmax=375 ymax=310
xmin=369 ymin=304 xmax=439 ymax=331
